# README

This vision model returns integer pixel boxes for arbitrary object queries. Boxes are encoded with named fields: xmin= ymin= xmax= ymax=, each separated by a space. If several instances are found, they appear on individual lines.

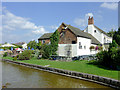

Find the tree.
xmin=39 ymin=30 xmax=60 ymax=59
xmin=109 ymin=40 xmax=118 ymax=50
xmin=96 ymin=40 xmax=119 ymax=69
xmin=13 ymin=44 xmax=22 ymax=48
xmin=107 ymin=29 xmax=116 ymax=37
xmin=113 ymin=27 xmax=120 ymax=46
xmin=37 ymin=41 xmax=42 ymax=49
xmin=5 ymin=42 xmax=7 ymax=44
xmin=50 ymin=30 xmax=60 ymax=55
xmin=42 ymin=44 xmax=52 ymax=59
xmin=27 ymin=40 xmax=37 ymax=49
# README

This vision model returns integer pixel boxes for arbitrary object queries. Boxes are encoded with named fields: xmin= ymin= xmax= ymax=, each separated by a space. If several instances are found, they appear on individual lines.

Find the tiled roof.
xmin=94 ymin=25 xmax=110 ymax=37
xmin=15 ymin=42 xmax=26 ymax=46
xmin=38 ymin=23 xmax=102 ymax=45
xmin=38 ymin=33 xmax=53 ymax=40
xmin=64 ymin=23 xmax=101 ymax=45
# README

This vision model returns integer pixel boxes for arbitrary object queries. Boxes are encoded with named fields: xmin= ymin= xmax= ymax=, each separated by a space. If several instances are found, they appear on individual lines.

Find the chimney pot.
xmin=88 ymin=16 xmax=94 ymax=25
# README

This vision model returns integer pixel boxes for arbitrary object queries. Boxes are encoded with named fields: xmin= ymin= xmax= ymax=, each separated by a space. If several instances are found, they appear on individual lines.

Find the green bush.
xmin=96 ymin=41 xmax=120 ymax=70
xmin=0 ymin=47 xmax=18 ymax=50
xmin=42 ymin=44 xmax=52 ymax=59
xmin=109 ymin=48 xmax=120 ymax=68
xmin=33 ymin=49 xmax=40 ymax=58
xmin=98 ymin=46 xmax=103 ymax=50
xmin=13 ymin=56 xmax=17 ymax=61
xmin=89 ymin=46 xmax=95 ymax=49
xmin=3 ymin=52 xmax=8 ymax=57
xmin=18 ymin=50 xmax=33 ymax=60
xmin=96 ymin=50 xmax=110 ymax=67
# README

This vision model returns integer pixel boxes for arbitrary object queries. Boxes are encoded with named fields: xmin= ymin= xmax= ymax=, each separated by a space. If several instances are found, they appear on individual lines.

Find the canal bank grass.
xmin=2 ymin=57 xmax=119 ymax=80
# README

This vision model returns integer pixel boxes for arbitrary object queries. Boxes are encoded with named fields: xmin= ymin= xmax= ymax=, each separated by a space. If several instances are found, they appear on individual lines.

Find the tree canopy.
xmin=107 ymin=29 xmax=116 ymax=37
xmin=27 ymin=40 xmax=37 ymax=49
xmin=113 ymin=28 xmax=120 ymax=46
xmin=50 ymin=30 xmax=60 ymax=55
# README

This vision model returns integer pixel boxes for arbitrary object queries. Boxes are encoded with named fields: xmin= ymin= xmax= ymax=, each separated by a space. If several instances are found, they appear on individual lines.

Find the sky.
xmin=1 ymin=2 xmax=118 ymax=44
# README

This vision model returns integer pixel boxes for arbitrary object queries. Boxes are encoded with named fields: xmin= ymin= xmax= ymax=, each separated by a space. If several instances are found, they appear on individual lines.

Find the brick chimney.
xmin=88 ymin=16 xmax=94 ymax=25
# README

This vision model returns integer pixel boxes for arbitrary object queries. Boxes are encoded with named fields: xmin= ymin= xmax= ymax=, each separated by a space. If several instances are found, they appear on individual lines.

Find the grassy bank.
xmin=2 ymin=57 xmax=119 ymax=80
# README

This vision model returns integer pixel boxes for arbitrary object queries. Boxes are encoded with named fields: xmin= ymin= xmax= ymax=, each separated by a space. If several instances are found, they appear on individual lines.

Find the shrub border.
xmin=1 ymin=59 xmax=120 ymax=89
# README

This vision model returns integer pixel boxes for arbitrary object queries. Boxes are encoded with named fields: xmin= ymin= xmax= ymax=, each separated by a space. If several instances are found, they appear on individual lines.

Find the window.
xmin=94 ymin=30 xmax=96 ymax=33
xmin=64 ymin=26 xmax=68 ymax=29
xmin=42 ymin=40 xmax=45 ymax=44
xmin=60 ymin=32 xmax=65 ymax=37
xmin=84 ymin=46 xmax=86 ymax=49
xmin=72 ymin=41 xmax=76 ymax=44
xmin=79 ymin=42 xmax=82 ymax=49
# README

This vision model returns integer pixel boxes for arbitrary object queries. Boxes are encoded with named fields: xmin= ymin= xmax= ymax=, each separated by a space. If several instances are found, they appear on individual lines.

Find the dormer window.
xmin=94 ymin=30 xmax=96 ymax=33
xmin=60 ymin=32 xmax=65 ymax=37
xmin=64 ymin=26 xmax=68 ymax=29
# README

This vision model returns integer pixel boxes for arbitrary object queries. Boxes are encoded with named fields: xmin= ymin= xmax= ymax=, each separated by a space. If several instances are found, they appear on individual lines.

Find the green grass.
xmin=2 ymin=57 xmax=119 ymax=80
xmin=2 ymin=56 xmax=13 ymax=60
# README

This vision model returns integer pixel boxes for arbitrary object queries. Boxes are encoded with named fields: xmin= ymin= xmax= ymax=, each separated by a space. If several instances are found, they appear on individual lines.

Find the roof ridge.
xmin=68 ymin=25 xmax=82 ymax=31
xmin=93 ymin=25 xmax=111 ymax=37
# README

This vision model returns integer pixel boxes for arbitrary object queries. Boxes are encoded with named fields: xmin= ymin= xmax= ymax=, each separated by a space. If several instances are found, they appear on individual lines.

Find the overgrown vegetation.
xmin=41 ymin=30 xmax=60 ymax=59
xmin=113 ymin=28 xmax=120 ymax=46
xmin=108 ymin=27 xmax=120 ymax=46
xmin=13 ymin=56 xmax=17 ymax=61
xmin=27 ymin=40 xmax=37 ymax=49
xmin=32 ymin=49 xmax=41 ymax=58
xmin=42 ymin=44 xmax=52 ymax=59
xmin=96 ymin=40 xmax=120 ymax=70
xmin=50 ymin=30 xmax=60 ymax=55
xmin=0 ymin=46 xmax=18 ymax=50
xmin=18 ymin=50 xmax=33 ymax=60
xmin=3 ymin=52 xmax=8 ymax=57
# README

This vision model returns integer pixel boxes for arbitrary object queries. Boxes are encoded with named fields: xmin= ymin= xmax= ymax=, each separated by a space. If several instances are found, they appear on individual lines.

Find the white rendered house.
xmin=83 ymin=16 xmax=112 ymax=45
xmin=39 ymin=17 xmax=112 ymax=57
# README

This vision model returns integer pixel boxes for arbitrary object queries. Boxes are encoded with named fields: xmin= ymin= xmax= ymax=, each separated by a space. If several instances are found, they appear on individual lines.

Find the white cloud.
xmin=74 ymin=13 xmax=94 ymax=27
xmin=85 ymin=13 xmax=93 ymax=18
xmin=50 ymin=25 xmax=58 ymax=30
xmin=74 ymin=18 xmax=86 ymax=27
xmin=2 ymin=7 xmax=48 ymax=34
xmin=1 ymin=7 xmax=50 ymax=43
xmin=32 ymin=26 xmax=49 ymax=34
xmin=100 ymin=2 xmax=118 ymax=10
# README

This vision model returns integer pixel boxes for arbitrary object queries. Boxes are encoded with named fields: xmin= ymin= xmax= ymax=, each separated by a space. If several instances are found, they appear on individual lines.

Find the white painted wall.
xmin=103 ymin=34 xmax=112 ymax=43
xmin=58 ymin=37 xmax=102 ymax=57
xmin=94 ymin=26 xmax=103 ymax=44
xmin=77 ymin=37 xmax=91 ymax=56
xmin=87 ymin=25 xmax=94 ymax=35
xmin=84 ymin=25 xmax=103 ymax=44
xmin=58 ymin=44 xmax=77 ymax=57
xmin=22 ymin=43 xmax=27 ymax=49
xmin=84 ymin=24 xmax=112 ymax=45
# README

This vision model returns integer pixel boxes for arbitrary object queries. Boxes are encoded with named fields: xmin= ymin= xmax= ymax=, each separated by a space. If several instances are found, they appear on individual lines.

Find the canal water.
xmin=1 ymin=61 xmax=112 ymax=88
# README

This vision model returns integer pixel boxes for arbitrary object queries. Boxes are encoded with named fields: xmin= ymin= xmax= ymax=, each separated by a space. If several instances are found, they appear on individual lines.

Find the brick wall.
xmin=39 ymin=39 xmax=50 ymax=44
xmin=58 ymin=23 xmax=77 ymax=44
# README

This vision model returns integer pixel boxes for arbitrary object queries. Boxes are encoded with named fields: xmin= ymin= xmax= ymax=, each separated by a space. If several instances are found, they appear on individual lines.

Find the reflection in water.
xmin=2 ymin=61 xmax=111 ymax=88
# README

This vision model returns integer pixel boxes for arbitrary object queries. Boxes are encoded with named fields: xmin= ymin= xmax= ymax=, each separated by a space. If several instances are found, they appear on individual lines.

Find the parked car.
xmin=49 ymin=55 xmax=58 ymax=60
xmin=72 ymin=56 xmax=80 ymax=61
xmin=72 ymin=54 xmax=97 ymax=61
